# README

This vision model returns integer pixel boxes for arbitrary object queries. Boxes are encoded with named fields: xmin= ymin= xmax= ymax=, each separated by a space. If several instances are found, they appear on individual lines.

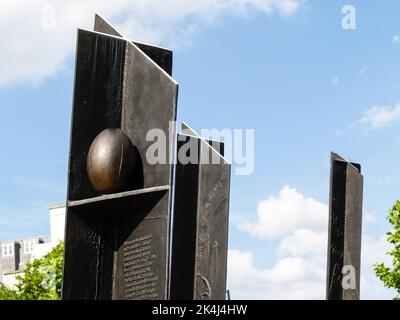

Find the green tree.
xmin=0 ymin=242 xmax=64 ymax=300
xmin=0 ymin=283 xmax=20 ymax=300
xmin=375 ymin=201 xmax=400 ymax=300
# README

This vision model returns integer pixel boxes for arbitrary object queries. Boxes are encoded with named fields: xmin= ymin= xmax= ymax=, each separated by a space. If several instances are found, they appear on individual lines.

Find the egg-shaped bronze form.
xmin=87 ymin=128 xmax=136 ymax=194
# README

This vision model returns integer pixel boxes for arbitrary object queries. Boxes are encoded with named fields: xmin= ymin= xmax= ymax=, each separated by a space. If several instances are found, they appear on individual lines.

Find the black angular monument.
xmin=62 ymin=15 xmax=231 ymax=300
xmin=170 ymin=123 xmax=231 ymax=300
xmin=326 ymin=152 xmax=363 ymax=300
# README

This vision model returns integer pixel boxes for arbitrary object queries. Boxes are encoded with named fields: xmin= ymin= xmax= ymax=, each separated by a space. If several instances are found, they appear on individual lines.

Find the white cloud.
xmin=228 ymin=250 xmax=326 ymax=299
xmin=0 ymin=0 xmax=304 ymax=86
xmin=228 ymin=186 xmax=395 ymax=299
xmin=392 ymin=34 xmax=400 ymax=44
xmin=238 ymin=185 xmax=328 ymax=238
xmin=232 ymin=186 xmax=329 ymax=299
xmin=277 ymin=228 xmax=327 ymax=257
xmin=360 ymin=233 xmax=395 ymax=299
xmin=362 ymin=234 xmax=391 ymax=268
xmin=228 ymin=233 xmax=394 ymax=299
xmin=358 ymin=104 xmax=400 ymax=128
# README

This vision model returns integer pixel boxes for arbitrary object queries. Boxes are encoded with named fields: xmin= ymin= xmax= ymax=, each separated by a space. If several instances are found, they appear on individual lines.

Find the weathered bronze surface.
xmin=63 ymin=15 xmax=177 ymax=300
xmin=94 ymin=14 xmax=173 ymax=76
xmin=63 ymin=187 xmax=170 ymax=300
xmin=87 ymin=128 xmax=136 ymax=194
xmin=63 ymin=14 xmax=230 ymax=301
xmin=170 ymin=123 xmax=231 ymax=300
xmin=326 ymin=152 xmax=363 ymax=300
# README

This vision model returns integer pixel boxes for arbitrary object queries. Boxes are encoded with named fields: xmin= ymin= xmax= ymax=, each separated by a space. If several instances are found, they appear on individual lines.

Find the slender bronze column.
xmin=170 ymin=123 xmax=231 ymax=300
xmin=326 ymin=152 xmax=363 ymax=300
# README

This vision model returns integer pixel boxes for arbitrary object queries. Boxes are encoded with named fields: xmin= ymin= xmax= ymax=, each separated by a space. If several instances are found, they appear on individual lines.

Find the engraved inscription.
xmin=196 ymin=274 xmax=211 ymax=299
xmin=123 ymin=235 xmax=158 ymax=299
xmin=205 ymin=179 xmax=223 ymax=209
xmin=198 ymin=177 xmax=224 ymax=261
xmin=195 ymin=176 xmax=226 ymax=299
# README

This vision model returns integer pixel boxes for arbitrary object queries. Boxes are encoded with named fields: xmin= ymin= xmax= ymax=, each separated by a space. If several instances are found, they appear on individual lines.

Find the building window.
xmin=24 ymin=241 xmax=34 ymax=254
xmin=2 ymin=243 xmax=14 ymax=257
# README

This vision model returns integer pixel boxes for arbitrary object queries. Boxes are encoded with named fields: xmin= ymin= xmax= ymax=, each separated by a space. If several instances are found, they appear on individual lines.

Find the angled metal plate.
xmin=94 ymin=14 xmax=173 ymax=76
xmin=67 ymin=29 xmax=126 ymax=202
xmin=94 ymin=13 xmax=122 ymax=37
xmin=121 ymin=40 xmax=178 ymax=188
xmin=181 ymin=122 xmax=225 ymax=158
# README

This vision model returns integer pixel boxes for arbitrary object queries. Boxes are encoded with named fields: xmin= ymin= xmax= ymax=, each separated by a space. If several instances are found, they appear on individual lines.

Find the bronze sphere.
xmin=87 ymin=128 xmax=136 ymax=194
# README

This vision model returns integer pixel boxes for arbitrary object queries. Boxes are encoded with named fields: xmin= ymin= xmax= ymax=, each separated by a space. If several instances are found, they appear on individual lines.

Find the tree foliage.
xmin=375 ymin=201 xmax=400 ymax=300
xmin=0 ymin=242 xmax=63 ymax=300
xmin=0 ymin=283 xmax=20 ymax=300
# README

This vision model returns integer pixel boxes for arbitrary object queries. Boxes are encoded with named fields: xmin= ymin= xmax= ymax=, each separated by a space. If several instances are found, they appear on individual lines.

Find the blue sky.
xmin=1 ymin=0 xmax=400 ymax=299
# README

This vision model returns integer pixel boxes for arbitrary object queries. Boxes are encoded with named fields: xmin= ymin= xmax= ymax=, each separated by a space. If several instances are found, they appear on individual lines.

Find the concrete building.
xmin=0 ymin=205 xmax=66 ymax=288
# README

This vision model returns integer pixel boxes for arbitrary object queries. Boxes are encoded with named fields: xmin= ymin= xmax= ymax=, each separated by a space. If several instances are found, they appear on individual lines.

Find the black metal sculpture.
xmin=62 ymin=15 xmax=231 ymax=300
xmin=326 ymin=152 xmax=363 ymax=300
xmin=170 ymin=123 xmax=231 ymax=300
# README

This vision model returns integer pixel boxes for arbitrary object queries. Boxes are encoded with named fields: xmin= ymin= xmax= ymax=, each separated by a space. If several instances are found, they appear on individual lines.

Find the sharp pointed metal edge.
xmin=94 ymin=14 xmax=172 ymax=51
xmin=94 ymin=14 xmax=123 ymax=37
xmin=181 ymin=121 xmax=230 ymax=164
xmin=331 ymin=151 xmax=361 ymax=173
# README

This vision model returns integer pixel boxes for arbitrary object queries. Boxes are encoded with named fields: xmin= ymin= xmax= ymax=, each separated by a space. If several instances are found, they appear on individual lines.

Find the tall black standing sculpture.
xmin=62 ymin=15 xmax=231 ymax=300
xmin=326 ymin=152 xmax=363 ymax=300
xmin=170 ymin=123 xmax=231 ymax=300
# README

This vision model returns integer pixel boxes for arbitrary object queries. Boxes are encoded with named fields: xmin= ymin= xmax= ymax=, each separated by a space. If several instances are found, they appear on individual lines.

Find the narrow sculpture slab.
xmin=326 ymin=152 xmax=363 ymax=300
xmin=170 ymin=124 xmax=231 ymax=300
